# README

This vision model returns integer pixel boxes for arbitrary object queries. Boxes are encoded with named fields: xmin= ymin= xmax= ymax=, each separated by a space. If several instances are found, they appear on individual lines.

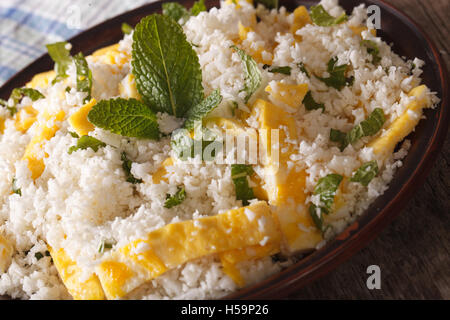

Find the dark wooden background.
xmin=290 ymin=0 xmax=450 ymax=300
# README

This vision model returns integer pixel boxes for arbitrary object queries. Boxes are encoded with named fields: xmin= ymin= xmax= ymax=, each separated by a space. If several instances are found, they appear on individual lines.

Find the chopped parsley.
xmin=330 ymin=108 xmax=386 ymax=151
xmin=164 ymin=187 xmax=186 ymax=208
xmin=316 ymin=57 xmax=354 ymax=90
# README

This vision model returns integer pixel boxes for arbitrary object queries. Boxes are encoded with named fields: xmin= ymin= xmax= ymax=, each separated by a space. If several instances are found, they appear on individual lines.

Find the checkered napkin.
xmin=0 ymin=0 xmax=156 ymax=86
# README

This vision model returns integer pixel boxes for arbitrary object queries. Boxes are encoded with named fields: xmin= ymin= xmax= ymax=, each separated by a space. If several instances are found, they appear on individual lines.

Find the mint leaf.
xmin=46 ymin=42 xmax=72 ymax=84
xmin=313 ymin=173 xmax=343 ymax=214
xmin=266 ymin=65 xmax=291 ymax=75
xmin=162 ymin=2 xmax=190 ymax=23
xmin=350 ymin=160 xmax=379 ymax=186
xmin=254 ymin=0 xmax=279 ymax=10
xmin=164 ymin=187 xmax=186 ymax=208
xmin=361 ymin=40 xmax=381 ymax=65
xmin=87 ymin=98 xmax=160 ymax=139
xmin=316 ymin=57 xmax=353 ymax=90
xmin=73 ymin=52 xmax=92 ymax=103
xmin=231 ymin=164 xmax=255 ymax=206
xmin=231 ymin=45 xmax=262 ymax=103
xmin=121 ymin=152 xmax=143 ymax=184
xmin=330 ymin=108 xmax=386 ymax=151
xmin=309 ymin=204 xmax=323 ymax=231
xmin=122 ymin=23 xmax=133 ymax=35
xmin=191 ymin=0 xmax=206 ymax=16
xmin=132 ymin=14 xmax=203 ymax=117
xmin=11 ymin=88 xmax=45 ymax=102
xmin=183 ymin=89 xmax=222 ymax=131
xmin=2 ymin=88 xmax=45 ymax=116
xmin=303 ymin=91 xmax=325 ymax=111
xmin=297 ymin=62 xmax=310 ymax=78
xmin=310 ymin=5 xmax=347 ymax=26
xmin=68 ymin=135 xmax=106 ymax=154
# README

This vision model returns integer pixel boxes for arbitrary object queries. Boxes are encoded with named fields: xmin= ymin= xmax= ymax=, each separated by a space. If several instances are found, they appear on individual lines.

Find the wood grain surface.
xmin=290 ymin=0 xmax=450 ymax=300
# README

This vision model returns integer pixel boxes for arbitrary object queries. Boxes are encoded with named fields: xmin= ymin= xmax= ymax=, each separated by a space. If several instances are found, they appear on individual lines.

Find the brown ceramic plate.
xmin=0 ymin=0 xmax=448 ymax=299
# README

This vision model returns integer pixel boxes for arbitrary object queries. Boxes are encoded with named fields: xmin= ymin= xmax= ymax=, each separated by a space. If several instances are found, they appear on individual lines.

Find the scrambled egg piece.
xmin=49 ymin=247 xmax=105 ymax=300
xmin=26 ymin=70 xmax=56 ymax=89
xmin=290 ymin=6 xmax=312 ymax=42
xmin=68 ymin=98 xmax=97 ymax=136
xmin=14 ymin=106 xmax=38 ymax=133
xmin=225 ymin=0 xmax=253 ymax=9
xmin=237 ymin=22 xmax=272 ymax=65
xmin=118 ymin=74 xmax=141 ymax=100
xmin=368 ymin=85 xmax=431 ymax=159
xmin=22 ymin=109 xmax=65 ymax=180
xmin=90 ymin=44 xmax=130 ymax=71
xmin=253 ymin=98 xmax=323 ymax=253
xmin=0 ymin=117 xmax=5 ymax=134
xmin=219 ymin=242 xmax=279 ymax=287
xmin=265 ymin=82 xmax=309 ymax=111
xmin=349 ymin=25 xmax=377 ymax=37
xmin=152 ymin=157 xmax=174 ymax=184
xmin=95 ymin=201 xmax=280 ymax=299
xmin=0 ymin=235 xmax=13 ymax=273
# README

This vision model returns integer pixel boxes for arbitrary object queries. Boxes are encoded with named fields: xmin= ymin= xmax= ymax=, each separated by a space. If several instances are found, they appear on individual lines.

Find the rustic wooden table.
xmin=290 ymin=0 xmax=450 ymax=300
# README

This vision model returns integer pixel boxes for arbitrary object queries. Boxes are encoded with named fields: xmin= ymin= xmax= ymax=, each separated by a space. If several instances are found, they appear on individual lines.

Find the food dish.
xmin=0 ymin=0 xmax=447 ymax=300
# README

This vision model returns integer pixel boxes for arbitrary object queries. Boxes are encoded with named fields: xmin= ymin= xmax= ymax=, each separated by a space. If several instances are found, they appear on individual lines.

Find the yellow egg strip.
xmin=0 ymin=235 xmax=13 ymax=273
xmin=95 ymin=201 xmax=280 ymax=299
xmin=68 ymin=98 xmax=97 ymax=136
xmin=368 ymin=85 xmax=431 ymax=159
xmin=49 ymin=247 xmax=105 ymax=300
xmin=290 ymin=6 xmax=312 ymax=42
xmin=22 ymin=109 xmax=65 ymax=180
xmin=252 ymin=97 xmax=323 ymax=254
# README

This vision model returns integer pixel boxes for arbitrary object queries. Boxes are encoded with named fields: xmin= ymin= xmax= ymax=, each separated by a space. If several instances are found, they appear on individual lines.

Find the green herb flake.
xmin=254 ymin=0 xmax=279 ymax=10
xmin=314 ymin=173 xmax=343 ymax=214
xmin=46 ymin=42 xmax=72 ymax=84
xmin=191 ymin=0 xmax=207 ymax=16
xmin=121 ymin=152 xmax=143 ymax=184
xmin=73 ymin=52 xmax=92 ymax=103
xmin=98 ymin=240 xmax=114 ymax=253
xmin=69 ymin=131 xmax=80 ymax=138
xmin=162 ymin=2 xmax=190 ymax=23
xmin=231 ymin=45 xmax=262 ymax=103
xmin=35 ymin=252 xmax=44 ymax=260
xmin=231 ymin=164 xmax=255 ymax=206
xmin=350 ymin=160 xmax=379 ymax=186
xmin=310 ymin=5 xmax=348 ymax=26
xmin=309 ymin=204 xmax=324 ymax=231
xmin=184 ymin=89 xmax=223 ymax=131
xmin=297 ymin=62 xmax=310 ymax=78
xmin=121 ymin=22 xmax=134 ymax=35
xmin=303 ymin=91 xmax=325 ymax=111
xmin=87 ymin=98 xmax=160 ymax=140
xmin=330 ymin=108 xmax=386 ymax=151
xmin=164 ymin=187 xmax=186 ymax=208
xmin=361 ymin=40 xmax=381 ymax=65
xmin=316 ymin=57 xmax=353 ymax=90
xmin=132 ymin=14 xmax=204 ymax=117
xmin=267 ymin=66 xmax=292 ymax=75
xmin=68 ymin=135 xmax=106 ymax=154
xmin=3 ymin=88 xmax=45 ymax=116
xmin=12 ymin=177 xmax=22 ymax=196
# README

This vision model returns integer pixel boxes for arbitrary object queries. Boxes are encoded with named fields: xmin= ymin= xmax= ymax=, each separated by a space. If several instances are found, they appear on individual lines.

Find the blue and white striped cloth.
xmin=0 ymin=0 xmax=157 ymax=86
